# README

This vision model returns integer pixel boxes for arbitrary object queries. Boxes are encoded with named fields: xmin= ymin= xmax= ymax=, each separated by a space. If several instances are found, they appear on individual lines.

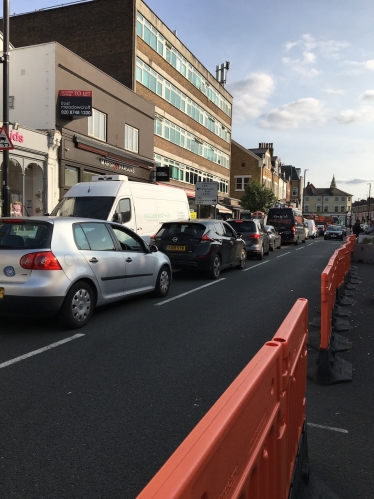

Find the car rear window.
xmin=0 ymin=221 xmax=52 ymax=249
xmin=267 ymin=208 xmax=294 ymax=227
xmin=157 ymin=223 xmax=206 ymax=238
xmin=226 ymin=220 xmax=256 ymax=232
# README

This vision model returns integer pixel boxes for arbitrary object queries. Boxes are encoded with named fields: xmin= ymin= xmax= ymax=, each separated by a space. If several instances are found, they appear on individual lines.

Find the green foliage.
xmin=239 ymin=181 xmax=277 ymax=213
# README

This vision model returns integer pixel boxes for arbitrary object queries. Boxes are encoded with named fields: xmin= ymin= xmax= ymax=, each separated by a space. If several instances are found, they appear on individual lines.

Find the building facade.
xmin=0 ymin=42 xmax=155 ymax=209
xmin=303 ymin=176 xmax=353 ymax=223
xmin=8 ymin=0 xmax=233 ymax=216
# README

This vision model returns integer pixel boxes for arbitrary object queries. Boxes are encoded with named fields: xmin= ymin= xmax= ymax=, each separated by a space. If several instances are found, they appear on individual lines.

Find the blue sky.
xmin=3 ymin=0 xmax=374 ymax=201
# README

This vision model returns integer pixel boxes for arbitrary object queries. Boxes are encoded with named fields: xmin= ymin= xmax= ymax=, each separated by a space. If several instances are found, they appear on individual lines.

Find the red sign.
xmin=0 ymin=126 xmax=14 ymax=150
xmin=58 ymin=90 xmax=92 ymax=97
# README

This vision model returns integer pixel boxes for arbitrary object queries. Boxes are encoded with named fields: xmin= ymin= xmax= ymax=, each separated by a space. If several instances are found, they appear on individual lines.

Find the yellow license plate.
xmin=0 ymin=287 xmax=4 ymax=299
xmin=167 ymin=245 xmax=186 ymax=251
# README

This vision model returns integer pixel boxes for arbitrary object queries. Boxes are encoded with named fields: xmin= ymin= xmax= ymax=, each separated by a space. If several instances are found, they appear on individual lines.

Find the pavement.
xmin=301 ymin=253 xmax=374 ymax=499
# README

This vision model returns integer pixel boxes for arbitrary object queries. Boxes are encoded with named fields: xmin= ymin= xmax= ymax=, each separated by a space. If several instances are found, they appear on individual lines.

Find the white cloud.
xmin=364 ymin=59 xmax=374 ymax=71
xmin=282 ymin=55 xmax=320 ymax=78
xmin=344 ymin=59 xmax=374 ymax=73
xmin=338 ymin=177 xmax=374 ymax=185
xmin=228 ymin=73 xmax=275 ymax=122
xmin=336 ymin=105 xmax=374 ymax=124
xmin=258 ymin=98 xmax=327 ymax=129
xmin=361 ymin=90 xmax=374 ymax=101
xmin=284 ymin=33 xmax=350 ymax=59
xmin=324 ymin=88 xmax=345 ymax=95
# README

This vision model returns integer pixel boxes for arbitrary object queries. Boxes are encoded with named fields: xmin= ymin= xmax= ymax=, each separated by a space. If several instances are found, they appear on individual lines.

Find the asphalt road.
xmin=0 ymin=237 xmax=370 ymax=498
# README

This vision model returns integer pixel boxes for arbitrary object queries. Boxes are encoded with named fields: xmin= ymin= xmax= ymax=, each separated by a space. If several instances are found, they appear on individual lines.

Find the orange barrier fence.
xmin=137 ymin=299 xmax=308 ymax=499
xmin=308 ymin=239 xmax=354 ymax=385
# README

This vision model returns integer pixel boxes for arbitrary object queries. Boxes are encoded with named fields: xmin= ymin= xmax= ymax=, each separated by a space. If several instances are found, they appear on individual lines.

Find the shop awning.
xmin=215 ymin=203 xmax=233 ymax=214
xmin=156 ymin=182 xmax=196 ymax=198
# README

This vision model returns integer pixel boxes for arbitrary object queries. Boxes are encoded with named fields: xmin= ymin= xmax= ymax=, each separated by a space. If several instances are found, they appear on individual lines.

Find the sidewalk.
xmin=303 ymin=260 xmax=374 ymax=499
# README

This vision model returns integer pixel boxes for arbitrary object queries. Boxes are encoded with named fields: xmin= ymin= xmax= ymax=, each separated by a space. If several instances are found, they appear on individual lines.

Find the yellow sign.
xmin=190 ymin=211 xmax=197 ymax=219
xmin=0 ymin=287 xmax=4 ymax=299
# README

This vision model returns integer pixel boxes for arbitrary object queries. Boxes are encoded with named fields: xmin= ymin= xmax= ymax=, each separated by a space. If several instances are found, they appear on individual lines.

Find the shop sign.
xmin=156 ymin=166 xmax=170 ymax=181
xmin=195 ymin=181 xmax=219 ymax=205
xmin=58 ymin=90 xmax=92 ymax=117
xmin=100 ymin=158 xmax=135 ymax=174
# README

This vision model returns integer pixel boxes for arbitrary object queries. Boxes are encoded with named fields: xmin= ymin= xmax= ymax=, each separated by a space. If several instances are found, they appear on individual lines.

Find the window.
xmin=341 ymin=196 xmax=346 ymax=201
xmin=125 ymin=124 xmax=139 ymax=153
xmin=324 ymin=196 xmax=329 ymax=201
xmin=65 ymin=166 xmax=79 ymax=187
xmin=304 ymin=196 xmax=309 ymax=201
xmin=324 ymin=206 xmax=329 ymax=212
xmin=335 ymin=206 xmax=339 ymax=212
xmin=83 ymin=170 xmax=98 ymax=182
xmin=292 ymin=187 xmax=298 ymax=196
xmin=235 ymin=177 xmax=250 ymax=191
xmin=341 ymin=206 xmax=345 ymax=212
xmin=316 ymin=205 xmax=321 ymax=212
xmin=112 ymin=226 xmax=143 ymax=252
xmin=317 ymin=196 xmax=321 ymax=201
xmin=77 ymin=223 xmax=116 ymax=251
xmin=88 ymin=109 xmax=106 ymax=141
xmin=113 ymin=198 xmax=131 ymax=224
xmin=335 ymin=196 xmax=339 ymax=201
xmin=304 ymin=205 xmax=309 ymax=212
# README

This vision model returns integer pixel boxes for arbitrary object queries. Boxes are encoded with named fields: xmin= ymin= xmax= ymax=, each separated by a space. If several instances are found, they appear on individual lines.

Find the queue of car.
xmin=0 ymin=211 xmax=347 ymax=329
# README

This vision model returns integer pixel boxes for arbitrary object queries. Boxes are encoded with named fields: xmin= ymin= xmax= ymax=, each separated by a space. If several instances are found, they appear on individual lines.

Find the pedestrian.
xmin=364 ymin=219 xmax=374 ymax=235
xmin=352 ymin=219 xmax=363 ymax=239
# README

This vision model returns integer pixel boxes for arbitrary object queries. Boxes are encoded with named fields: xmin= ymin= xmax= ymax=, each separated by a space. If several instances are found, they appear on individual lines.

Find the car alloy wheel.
xmin=59 ymin=281 xmax=94 ymax=329
xmin=209 ymin=254 xmax=221 ymax=279
xmin=257 ymin=246 xmax=264 ymax=260
xmin=154 ymin=266 xmax=171 ymax=297
xmin=236 ymin=249 xmax=246 ymax=269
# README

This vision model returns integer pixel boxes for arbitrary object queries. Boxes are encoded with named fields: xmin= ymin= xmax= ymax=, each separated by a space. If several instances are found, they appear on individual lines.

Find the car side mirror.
xmin=150 ymin=244 xmax=158 ymax=253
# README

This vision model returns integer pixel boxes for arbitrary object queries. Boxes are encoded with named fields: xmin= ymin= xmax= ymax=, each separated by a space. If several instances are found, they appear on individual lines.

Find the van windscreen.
xmin=267 ymin=209 xmax=294 ymax=228
xmin=51 ymin=197 xmax=115 ymax=220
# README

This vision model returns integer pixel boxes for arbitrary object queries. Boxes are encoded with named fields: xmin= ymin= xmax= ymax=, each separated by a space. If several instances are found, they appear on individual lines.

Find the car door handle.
xmin=126 ymin=258 xmax=132 ymax=263
xmin=89 ymin=257 xmax=98 ymax=263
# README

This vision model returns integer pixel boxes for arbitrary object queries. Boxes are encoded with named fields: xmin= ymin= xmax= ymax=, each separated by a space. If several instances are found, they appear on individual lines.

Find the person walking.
xmin=364 ymin=219 xmax=374 ymax=235
xmin=352 ymin=219 xmax=363 ymax=240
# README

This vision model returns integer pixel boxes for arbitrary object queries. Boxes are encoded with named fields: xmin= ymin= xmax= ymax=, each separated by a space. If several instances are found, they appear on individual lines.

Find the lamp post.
xmin=368 ymin=183 xmax=371 ymax=222
xmin=302 ymin=168 xmax=309 ymax=214
xmin=1 ymin=0 xmax=10 ymax=217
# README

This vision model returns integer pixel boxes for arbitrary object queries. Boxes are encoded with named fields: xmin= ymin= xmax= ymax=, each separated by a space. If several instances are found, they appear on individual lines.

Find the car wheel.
xmin=324 ymin=237 xmax=327 ymax=240
xmin=270 ymin=242 xmax=274 ymax=251
xmin=294 ymin=238 xmax=299 ymax=246
xmin=264 ymin=243 xmax=270 ymax=255
xmin=153 ymin=265 xmax=171 ymax=297
xmin=209 ymin=254 xmax=221 ymax=279
xmin=58 ymin=281 xmax=94 ymax=329
xmin=277 ymin=241 xmax=282 ymax=249
xmin=236 ymin=248 xmax=246 ymax=269
xmin=257 ymin=246 xmax=264 ymax=260
xmin=302 ymin=237 xmax=306 ymax=243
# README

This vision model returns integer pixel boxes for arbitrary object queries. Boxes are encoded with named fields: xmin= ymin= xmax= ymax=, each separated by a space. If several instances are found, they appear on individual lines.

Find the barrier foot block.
xmin=310 ymin=316 xmax=321 ymax=329
xmin=344 ymin=283 xmax=356 ymax=290
xmin=289 ymin=421 xmax=310 ymax=499
xmin=307 ymin=330 xmax=320 ymax=350
xmin=337 ymin=295 xmax=354 ymax=306
xmin=300 ymin=473 xmax=343 ymax=499
xmin=349 ymin=278 xmax=359 ymax=284
xmin=331 ymin=332 xmax=352 ymax=352
xmin=333 ymin=317 xmax=351 ymax=332
xmin=307 ymin=349 xmax=352 ymax=385
xmin=334 ymin=305 xmax=350 ymax=317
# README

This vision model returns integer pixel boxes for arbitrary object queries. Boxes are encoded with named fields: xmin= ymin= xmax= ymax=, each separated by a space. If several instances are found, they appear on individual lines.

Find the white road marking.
xmin=156 ymin=278 xmax=226 ymax=306
xmin=243 ymin=261 xmax=270 ymax=271
xmin=307 ymin=422 xmax=348 ymax=434
xmin=0 ymin=334 xmax=85 ymax=369
xmin=276 ymin=252 xmax=291 ymax=258
xmin=296 ymin=246 xmax=305 ymax=251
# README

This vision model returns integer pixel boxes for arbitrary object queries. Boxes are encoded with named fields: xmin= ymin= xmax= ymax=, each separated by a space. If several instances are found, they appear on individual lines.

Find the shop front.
xmin=58 ymin=131 xmax=155 ymax=199
xmin=0 ymin=125 xmax=57 ymax=217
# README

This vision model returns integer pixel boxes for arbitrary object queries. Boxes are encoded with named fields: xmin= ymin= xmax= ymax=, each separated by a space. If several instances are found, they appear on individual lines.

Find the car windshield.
xmin=157 ymin=222 xmax=206 ymax=238
xmin=327 ymin=226 xmax=340 ymax=231
xmin=51 ymin=196 xmax=115 ymax=220
xmin=0 ymin=221 xmax=52 ymax=249
xmin=226 ymin=220 xmax=256 ymax=232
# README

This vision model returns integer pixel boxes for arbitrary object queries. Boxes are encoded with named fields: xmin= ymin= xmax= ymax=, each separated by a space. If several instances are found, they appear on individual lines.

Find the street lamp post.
xmin=1 ymin=0 xmax=10 ymax=217
xmin=367 ymin=183 xmax=371 ymax=222
xmin=302 ymin=168 xmax=309 ymax=214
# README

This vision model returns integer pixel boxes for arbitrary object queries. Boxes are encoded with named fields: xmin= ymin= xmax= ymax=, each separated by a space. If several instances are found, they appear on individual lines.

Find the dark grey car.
xmin=264 ymin=225 xmax=282 ymax=251
xmin=226 ymin=219 xmax=270 ymax=260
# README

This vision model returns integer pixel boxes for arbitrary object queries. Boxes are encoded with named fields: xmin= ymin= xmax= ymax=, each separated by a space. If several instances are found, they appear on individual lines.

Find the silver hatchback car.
xmin=0 ymin=217 xmax=172 ymax=328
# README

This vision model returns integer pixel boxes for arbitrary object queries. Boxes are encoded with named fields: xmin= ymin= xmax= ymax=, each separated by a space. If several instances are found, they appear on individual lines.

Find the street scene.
xmin=1 ymin=0 xmax=374 ymax=498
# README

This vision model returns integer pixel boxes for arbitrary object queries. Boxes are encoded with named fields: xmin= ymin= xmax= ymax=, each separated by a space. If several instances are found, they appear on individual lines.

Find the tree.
xmin=240 ymin=180 xmax=277 ymax=213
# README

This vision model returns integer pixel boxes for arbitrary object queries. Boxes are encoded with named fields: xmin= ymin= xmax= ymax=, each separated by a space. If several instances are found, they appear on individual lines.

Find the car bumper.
xmin=0 ymin=295 xmax=64 ymax=316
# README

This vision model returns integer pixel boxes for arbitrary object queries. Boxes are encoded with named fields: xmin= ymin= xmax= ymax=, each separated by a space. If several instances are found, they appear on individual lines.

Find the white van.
xmin=305 ymin=219 xmax=318 ymax=238
xmin=50 ymin=175 xmax=190 ymax=241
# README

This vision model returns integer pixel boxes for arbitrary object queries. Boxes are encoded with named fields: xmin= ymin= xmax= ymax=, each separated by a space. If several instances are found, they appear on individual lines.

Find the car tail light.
xmin=20 ymin=251 xmax=62 ymax=270
xmin=201 ymin=233 xmax=215 ymax=242
xmin=292 ymin=226 xmax=296 ymax=234
xmin=248 ymin=233 xmax=260 ymax=239
xmin=150 ymin=234 xmax=155 ymax=242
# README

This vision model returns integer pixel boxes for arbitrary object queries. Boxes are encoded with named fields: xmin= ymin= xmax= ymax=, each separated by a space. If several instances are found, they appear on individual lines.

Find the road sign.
xmin=195 ymin=182 xmax=219 ymax=205
xmin=0 ymin=126 xmax=14 ymax=150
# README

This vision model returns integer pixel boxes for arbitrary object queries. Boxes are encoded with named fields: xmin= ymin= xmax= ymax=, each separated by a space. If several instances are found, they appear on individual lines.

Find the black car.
xmin=150 ymin=220 xmax=246 ymax=279
xmin=226 ymin=219 xmax=270 ymax=259
xmin=324 ymin=225 xmax=344 ymax=241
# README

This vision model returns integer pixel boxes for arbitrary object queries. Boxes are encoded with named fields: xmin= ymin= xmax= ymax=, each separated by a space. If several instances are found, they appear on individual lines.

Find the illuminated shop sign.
xmin=58 ymin=90 xmax=92 ymax=117
xmin=100 ymin=158 xmax=135 ymax=174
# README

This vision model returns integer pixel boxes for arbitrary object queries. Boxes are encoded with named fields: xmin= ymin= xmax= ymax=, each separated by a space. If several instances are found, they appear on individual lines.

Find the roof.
xmin=231 ymin=140 xmax=263 ymax=161
xmin=304 ymin=186 xmax=353 ymax=196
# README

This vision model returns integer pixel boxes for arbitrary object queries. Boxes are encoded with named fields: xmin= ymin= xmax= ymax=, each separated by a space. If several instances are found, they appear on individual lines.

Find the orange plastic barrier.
xmin=137 ymin=299 xmax=308 ymax=499
xmin=320 ymin=260 xmax=338 ymax=350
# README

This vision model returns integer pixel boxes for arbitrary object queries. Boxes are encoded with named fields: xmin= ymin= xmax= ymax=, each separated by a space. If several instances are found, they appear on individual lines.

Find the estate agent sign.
xmin=58 ymin=90 xmax=92 ymax=117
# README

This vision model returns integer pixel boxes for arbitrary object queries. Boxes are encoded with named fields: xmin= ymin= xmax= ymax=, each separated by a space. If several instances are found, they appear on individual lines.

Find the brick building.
xmin=8 ymin=0 xmax=233 ymax=216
